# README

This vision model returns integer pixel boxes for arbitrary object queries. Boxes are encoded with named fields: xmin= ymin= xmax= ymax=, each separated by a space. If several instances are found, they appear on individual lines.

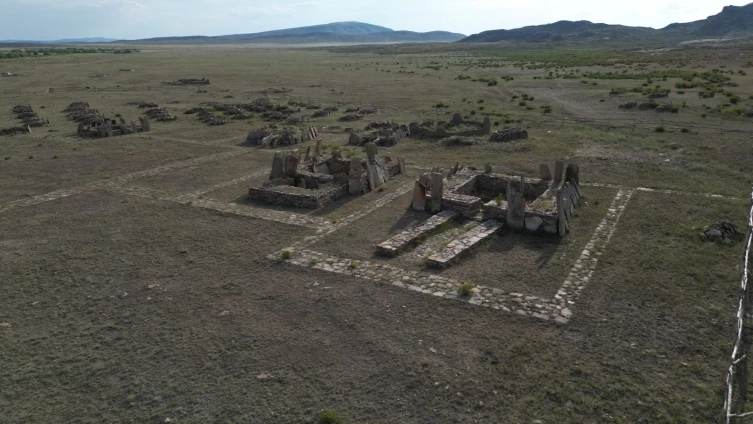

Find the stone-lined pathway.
xmin=581 ymin=182 xmax=743 ymax=200
xmin=427 ymin=220 xmax=503 ymax=268
xmin=376 ymin=210 xmax=458 ymax=257
xmin=104 ymin=181 xmax=332 ymax=230
xmin=172 ymin=171 xmax=268 ymax=203
xmin=554 ymin=188 xmax=634 ymax=313
xmin=271 ymin=188 xmax=634 ymax=324
xmin=0 ymin=150 xmax=246 ymax=214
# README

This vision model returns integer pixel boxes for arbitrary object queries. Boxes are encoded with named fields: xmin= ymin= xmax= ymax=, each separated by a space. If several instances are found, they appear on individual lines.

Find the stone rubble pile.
xmin=143 ymin=107 xmax=177 ymax=122
xmin=63 ymin=102 xmax=103 ymax=124
xmin=195 ymin=108 xmax=227 ymax=126
xmin=11 ymin=105 xmax=47 ymax=127
xmin=164 ymin=77 xmax=210 ymax=85
xmin=489 ymin=128 xmax=528 ymax=142
xmin=700 ymin=220 xmax=744 ymax=243
xmin=348 ymin=123 xmax=409 ymax=147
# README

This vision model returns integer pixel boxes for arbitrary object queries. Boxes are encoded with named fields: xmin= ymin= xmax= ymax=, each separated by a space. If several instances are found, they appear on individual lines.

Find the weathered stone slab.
xmin=525 ymin=216 xmax=543 ymax=232
xmin=270 ymin=152 xmax=284 ymax=180
xmin=430 ymin=172 xmax=444 ymax=213
xmin=554 ymin=160 xmax=564 ymax=184
xmin=506 ymin=181 xmax=526 ymax=231
xmin=364 ymin=142 xmax=378 ymax=161
xmin=412 ymin=181 xmax=427 ymax=211
xmin=427 ymin=220 xmax=503 ymax=268
xmin=539 ymin=164 xmax=552 ymax=181
xmin=565 ymin=163 xmax=580 ymax=185
xmin=376 ymin=210 xmax=459 ymax=257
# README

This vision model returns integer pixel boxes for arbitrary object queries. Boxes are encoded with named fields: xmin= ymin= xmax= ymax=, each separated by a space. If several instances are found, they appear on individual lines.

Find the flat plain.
xmin=1 ymin=41 xmax=752 ymax=423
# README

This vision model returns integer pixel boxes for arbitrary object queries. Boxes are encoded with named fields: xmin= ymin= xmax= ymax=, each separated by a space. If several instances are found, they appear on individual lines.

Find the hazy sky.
xmin=1 ymin=0 xmax=751 ymax=40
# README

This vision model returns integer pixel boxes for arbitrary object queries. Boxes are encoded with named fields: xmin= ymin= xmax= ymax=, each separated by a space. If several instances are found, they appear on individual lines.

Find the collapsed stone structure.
xmin=348 ymin=122 xmax=409 ymax=147
xmin=143 ymin=107 xmax=177 ymax=122
xmin=376 ymin=161 xmax=582 ymax=267
xmin=245 ymin=126 xmax=319 ymax=148
xmin=490 ymin=128 xmax=528 ymax=142
xmin=64 ymin=102 xmax=103 ymax=123
xmin=409 ymin=113 xmax=491 ymax=139
xmin=248 ymin=141 xmax=405 ymax=208
xmin=194 ymin=108 xmax=227 ymax=126
xmin=77 ymin=116 xmax=150 ymax=137
xmin=164 ymin=78 xmax=210 ymax=85
xmin=2 ymin=105 xmax=47 ymax=136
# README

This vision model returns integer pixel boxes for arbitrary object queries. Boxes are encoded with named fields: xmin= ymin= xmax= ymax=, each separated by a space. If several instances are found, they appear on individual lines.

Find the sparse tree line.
xmin=0 ymin=47 xmax=138 ymax=59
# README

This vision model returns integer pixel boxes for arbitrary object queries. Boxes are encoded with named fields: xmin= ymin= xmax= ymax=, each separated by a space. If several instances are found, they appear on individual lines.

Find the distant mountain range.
xmin=4 ymin=4 xmax=753 ymax=46
xmin=0 ymin=37 xmax=116 ymax=44
xmin=116 ymin=22 xmax=465 ymax=44
xmin=459 ymin=3 xmax=753 ymax=42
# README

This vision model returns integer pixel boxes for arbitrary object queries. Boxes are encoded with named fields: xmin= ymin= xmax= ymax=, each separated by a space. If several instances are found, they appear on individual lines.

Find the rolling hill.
xmin=458 ymin=2 xmax=753 ymax=42
xmin=117 ymin=22 xmax=465 ymax=44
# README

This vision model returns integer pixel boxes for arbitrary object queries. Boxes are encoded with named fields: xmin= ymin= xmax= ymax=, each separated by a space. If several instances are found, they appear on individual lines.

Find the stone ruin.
xmin=143 ymin=107 xmax=177 ymax=122
xmin=64 ymin=102 xmax=103 ymax=123
xmin=409 ymin=113 xmax=491 ymax=139
xmin=247 ymin=141 xmax=405 ymax=209
xmin=700 ymin=220 xmax=743 ymax=244
xmin=193 ymin=108 xmax=227 ymax=126
xmin=2 ymin=105 xmax=47 ymax=136
xmin=374 ymin=161 xmax=582 ymax=267
xmin=164 ymin=77 xmax=210 ymax=86
xmin=12 ymin=105 xmax=47 ymax=127
xmin=348 ymin=122 xmax=410 ymax=147
xmin=244 ymin=126 xmax=319 ymax=148
xmin=490 ymin=128 xmax=528 ymax=142
xmin=77 ymin=116 xmax=151 ymax=138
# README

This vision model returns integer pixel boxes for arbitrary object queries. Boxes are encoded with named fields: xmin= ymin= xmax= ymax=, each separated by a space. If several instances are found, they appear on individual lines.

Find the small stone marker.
xmin=398 ymin=156 xmax=406 ymax=174
xmin=484 ymin=164 xmax=492 ymax=174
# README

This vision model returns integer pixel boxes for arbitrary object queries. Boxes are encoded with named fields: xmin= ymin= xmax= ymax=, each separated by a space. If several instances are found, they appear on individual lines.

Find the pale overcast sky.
xmin=1 ymin=0 xmax=751 ymax=40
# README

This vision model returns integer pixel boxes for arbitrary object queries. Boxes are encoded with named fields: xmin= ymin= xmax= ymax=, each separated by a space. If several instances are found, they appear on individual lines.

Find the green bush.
xmin=458 ymin=282 xmax=475 ymax=297
xmin=317 ymin=410 xmax=343 ymax=424
xmin=655 ymin=126 xmax=665 ymax=133
xmin=281 ymin=251 xmax=292 ymax=260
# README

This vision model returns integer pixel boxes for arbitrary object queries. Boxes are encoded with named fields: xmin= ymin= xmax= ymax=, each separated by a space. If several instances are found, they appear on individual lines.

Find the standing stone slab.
xmin=366 ymin=162 xmax=379 ymax=191
xmin=565 ymin=163 xmax=580 ymax=185
xmin=314 ymin=139 xmax=322 ymax=159
xmin=270 ymin=152 xmax=284 ymax=180
xmin=430 ymin=172 xmax=444 ymax=213
xmin=364 ymin=142 xmax=378 ymax=161
xmin=304 ymin=146 xmax=311 ymax=162
xmin=398 ymin=156 xmax=406 ymax=174
xmin=348 ymin=158 xmax=364 ymax=195
xmin=506 ymin=181 xmax=526 ymax=230
xmin=557 ymin=189 xmax=567 ymax=237
xmin=412 ymin=181 xmax=427 ymax=211
xmin=283 ymin=154 xmax=299 ymax=177
xmin=554 ymin=160 xmax=564 ymax=184
xmin=349 ymin=131 xmax=362 ymax=146
xmin=484 ymin=164 xmax=492 ymax=174
xmin=539 ymin=164 xmax=552 ymax=181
